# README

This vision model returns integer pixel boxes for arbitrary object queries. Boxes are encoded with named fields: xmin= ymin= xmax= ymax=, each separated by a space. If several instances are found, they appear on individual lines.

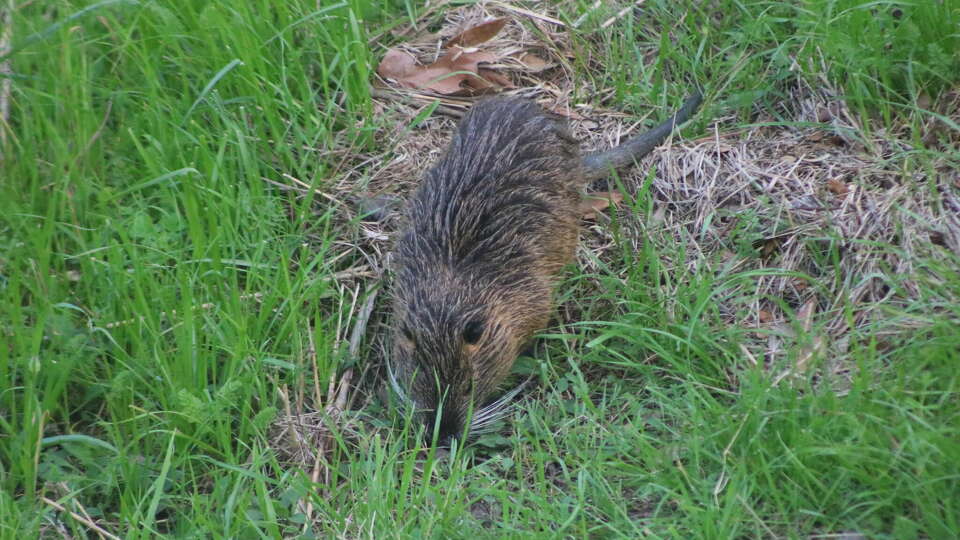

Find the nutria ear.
xmin=462 ymin=319 xmax=485 ymax=344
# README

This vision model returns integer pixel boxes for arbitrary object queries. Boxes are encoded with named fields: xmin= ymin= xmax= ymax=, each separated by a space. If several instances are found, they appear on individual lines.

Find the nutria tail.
xmin=582 ymin=91 xmax=703 ymax=181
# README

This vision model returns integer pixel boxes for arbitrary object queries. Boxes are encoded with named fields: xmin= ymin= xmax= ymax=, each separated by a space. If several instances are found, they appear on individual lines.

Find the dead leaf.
xmin=477 ymin=68 xmax=513 ymax=90
xmin=514 ymin=51 xmax=553 ymax=72
xmin=377 ymin=46 xmax=503 ymax=95
xmin=580 ymin=191 xmax=624 ymax=219
xmin=827 ymin=177 xmax=849 ymax=196
xmin=377 ymin=48 xmax=418 ymax=80
xmin=445 ymin=18 xmax=508 ymax=47
xmin=758 ymin=309 xmax=774 ymax=324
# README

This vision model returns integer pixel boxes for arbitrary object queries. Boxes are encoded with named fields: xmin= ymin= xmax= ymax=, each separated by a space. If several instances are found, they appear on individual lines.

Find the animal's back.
xmin=399 ymin=97 xmax=584 ymax=283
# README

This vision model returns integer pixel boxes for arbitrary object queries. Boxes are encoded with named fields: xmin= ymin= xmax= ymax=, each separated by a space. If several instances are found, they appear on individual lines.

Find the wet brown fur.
xmin=390 ymin=94 xmax=702 ymax=442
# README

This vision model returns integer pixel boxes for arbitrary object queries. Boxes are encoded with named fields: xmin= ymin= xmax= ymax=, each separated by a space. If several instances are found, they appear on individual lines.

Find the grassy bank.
xmin=2 ymin=1 xmax=958 ymax=537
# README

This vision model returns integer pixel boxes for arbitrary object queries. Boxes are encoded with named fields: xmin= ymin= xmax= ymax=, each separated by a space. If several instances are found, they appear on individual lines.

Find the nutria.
xmin=388 ymin=92 xmax=703 ymax=444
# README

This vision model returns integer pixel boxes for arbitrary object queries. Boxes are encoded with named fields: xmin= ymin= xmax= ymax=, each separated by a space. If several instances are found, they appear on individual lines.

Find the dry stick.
xmin=491 ymin=1 xmax=565 ymax=27
xmin=41 ymin=497 xmax=122 ymax=540
xmin=0 ymin=0 xmax=12 ymax=160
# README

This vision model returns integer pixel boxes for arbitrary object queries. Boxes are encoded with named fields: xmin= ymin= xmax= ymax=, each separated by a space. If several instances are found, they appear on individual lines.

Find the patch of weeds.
xmin=794 ymin=1 xmax=960 ymax=106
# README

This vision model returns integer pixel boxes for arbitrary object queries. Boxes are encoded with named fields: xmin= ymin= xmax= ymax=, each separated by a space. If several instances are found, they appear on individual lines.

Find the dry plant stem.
xmin=348 ymin=287 xmax=378 ymax=358
xmin=572 ymin=1 xmax=603 ymax=28
xmin=343 ymin=287 xmax=378 ymax=411
xmin=276 ymin=386 xmax=301 ymax=457
xmin=490 ymin=1 xmax=565 ymax=27
xmin=282 ymin=173 xmax=347 ymax=208
xmin=370 ymin=87 xmax=465 ymax=117
xmin=600 ymin=2 xmax=641 ymax=30
xmin=41 ymin=497 xmax=122 ymax=540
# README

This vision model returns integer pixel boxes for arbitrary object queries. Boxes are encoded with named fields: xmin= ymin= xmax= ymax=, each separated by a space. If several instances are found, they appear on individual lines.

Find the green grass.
xmin=2 ymin=0 xmax=958 ymax=537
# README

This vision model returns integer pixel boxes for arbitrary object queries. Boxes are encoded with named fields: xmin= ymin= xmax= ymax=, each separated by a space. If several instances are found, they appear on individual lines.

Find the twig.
xmin=491 ymin=1 xmax=565 ymax=27
xmin=41 ymin=497 xmax=122 ymax=540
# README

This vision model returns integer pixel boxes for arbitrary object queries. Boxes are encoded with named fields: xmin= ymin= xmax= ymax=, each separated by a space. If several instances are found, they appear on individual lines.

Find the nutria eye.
xmin=463 ymin=319 xmax=485 ymax=344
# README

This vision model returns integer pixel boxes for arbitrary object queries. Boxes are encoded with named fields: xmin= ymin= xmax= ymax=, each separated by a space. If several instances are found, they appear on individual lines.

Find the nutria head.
xmin=388 ymin=252 xmax=554 ymax=444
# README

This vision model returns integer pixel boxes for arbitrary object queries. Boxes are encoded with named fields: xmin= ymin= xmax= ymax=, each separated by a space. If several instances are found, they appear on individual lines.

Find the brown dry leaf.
xmin=827 ymin=177 xmax=849 ymax=197
xmin=514 ymin=51 xmax=553 ymax=72
xmin=445 ymin=17 xmax=509 ymax=47
xmin=377 ymin=46 xmax=503 ymax=95
xmin=758 ymin=309 xmax=774 ymax=324
xmin=477 ymin=68 xmax=514 ymax=90
xmin=580 ymin=191 xmax=624 ymax=219
xmin=377 ymin=48 xmax=418 ymax=80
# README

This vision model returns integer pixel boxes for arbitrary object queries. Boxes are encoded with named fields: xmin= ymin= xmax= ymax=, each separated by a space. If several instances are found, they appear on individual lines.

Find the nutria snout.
xmin=389 ymin=92 xmax=702 ymax=444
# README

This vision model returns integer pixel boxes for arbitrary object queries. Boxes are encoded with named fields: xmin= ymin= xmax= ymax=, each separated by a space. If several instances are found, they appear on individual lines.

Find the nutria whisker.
xmin=470 ymin=376 xmax=532 ymax=428
xmin=386 ymin=358 xmax=417 ymax=411
xmin=389 ymin=91 xmax=703 ymax=444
